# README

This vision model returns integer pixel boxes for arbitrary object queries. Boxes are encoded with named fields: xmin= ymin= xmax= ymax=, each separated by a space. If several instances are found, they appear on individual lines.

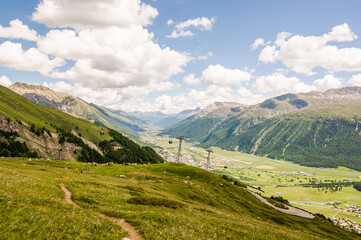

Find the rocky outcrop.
xmin=71 ymin=130 xmax=103 ymax=155
xmin=0 ymin=115 xmax=81 ymax=161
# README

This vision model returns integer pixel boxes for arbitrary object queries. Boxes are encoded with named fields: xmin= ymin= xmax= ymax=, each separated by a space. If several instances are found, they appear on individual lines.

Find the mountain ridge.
xmin=9 ymin=82 xmax=147 ymax=136
xmin=162 ymin=86 xmax=361 ymax=170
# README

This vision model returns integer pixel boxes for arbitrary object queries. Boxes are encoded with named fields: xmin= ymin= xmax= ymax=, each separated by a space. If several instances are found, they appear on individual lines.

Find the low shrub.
xmin=127 ymin=196 xmax=185 ymax=209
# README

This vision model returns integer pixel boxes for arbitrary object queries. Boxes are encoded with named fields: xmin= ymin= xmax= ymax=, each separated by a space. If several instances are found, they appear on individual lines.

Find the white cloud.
xmin=198 ymin=65 xmax=252 ymax=87
xmin=167 ymin=19 xmax=174 ymax=25
xmin=43 ymin=81 xmax=73 ymax=92
xmin=0 ymin=41 xmax=65 ymax=75
xmin=324 ymin=23 xmax=357 ymax=42
xmin=32 ymin=0 xmax=158 ymax=30
xmin=175 ymin=17 xmax=216 ymax=31
xmin=38 ymin=27 xmax=189 ymax=88
xmin=259 ymin=23 xmax=361 ymax=75
xmin=312 ymin=74 xmax=341 ymax=92
xmin=253 ymin=73 xmax=343 ymax=94
xmin=0 ymin=76 xmax=12 ymax=87
xmin=253 ymin=73 xmax=315 ymax=94
xmin=274 ymin=32 xmax=292 ymax=47
xmin=133 ymin=85 xmax=265 ymax=114
xmin=0 ymin=0 xmax=193 ymax=114
xmin=251 ymin=38 xmax=265 ymax=50
xmin=196 ymin=52 xmax=213 ymax=60
xmin=259 ymin=45 xmax=277 ymax=63
xmin=0 ymin=19 xmax=39 ymax=41
xmin=167 ymin=16 xmax=216 ymax=39
xmin=167 ymin=30 xmax=193 ymax=39
xmin=183 ymin=74 xmax=200 ymax=85
xmin=50 ymin=80 xmax=178 ymax=112
xmin=349 ymin=74 xmax=361 ymax=87
xmin=188 ymin=85 xmax=264 ymax=110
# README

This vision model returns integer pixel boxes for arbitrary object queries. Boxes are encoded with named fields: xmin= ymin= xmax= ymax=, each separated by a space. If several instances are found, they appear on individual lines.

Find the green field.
xmin=144 ymin=133 xmax=361 ymax=225
xmin=1 ymin=157 xmax=359 ymax=239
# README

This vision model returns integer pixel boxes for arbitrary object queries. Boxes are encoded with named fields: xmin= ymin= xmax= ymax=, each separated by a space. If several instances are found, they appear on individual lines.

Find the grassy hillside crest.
xmin=0 ymin=158 xmax=359 ymax=239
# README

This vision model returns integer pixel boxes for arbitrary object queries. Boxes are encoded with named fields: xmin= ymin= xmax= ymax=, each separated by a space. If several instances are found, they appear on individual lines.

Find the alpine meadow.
xmin=1 ymin=0 xmax=361 ymax=239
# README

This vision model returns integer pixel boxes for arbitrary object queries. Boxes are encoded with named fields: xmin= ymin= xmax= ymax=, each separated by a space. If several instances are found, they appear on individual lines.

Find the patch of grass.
xmin=127 ymin=196 xmax=185 ymax=209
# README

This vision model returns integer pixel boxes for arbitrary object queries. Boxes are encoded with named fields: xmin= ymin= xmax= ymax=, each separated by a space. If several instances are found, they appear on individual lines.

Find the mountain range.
xmin=6 ymin=82 xmax=361 ymax=170
xmin=162 ymin=87 xmax=361 ymax=171
xmin=9 ymin=83 xmax=148 ymax=136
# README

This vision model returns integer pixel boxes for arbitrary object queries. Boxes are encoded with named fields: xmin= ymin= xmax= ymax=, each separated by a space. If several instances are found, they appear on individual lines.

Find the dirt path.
xmin=332 ymin=209 xmax=340 ymax=219
xmin=248 ymin=190 xmax=315 ymax=219
xmin=60 ymin=183 xmax=144 ymax=240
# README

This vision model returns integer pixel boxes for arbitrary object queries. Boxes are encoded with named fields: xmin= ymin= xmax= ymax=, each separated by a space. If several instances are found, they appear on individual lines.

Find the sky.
xmin=1 ymin=0 xmax=361 ymax=114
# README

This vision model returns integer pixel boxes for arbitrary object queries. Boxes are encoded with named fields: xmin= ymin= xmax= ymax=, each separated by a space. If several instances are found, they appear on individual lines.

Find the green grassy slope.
xmin=0 ymin=158 xmax=359 ymax=240
xmin=0 ymin=86 xmax=111 ymax=143
xmin=201 ymin=103 xmax=361 ymax=170
xmin=161 ymin=115 xmax=224 ymax=142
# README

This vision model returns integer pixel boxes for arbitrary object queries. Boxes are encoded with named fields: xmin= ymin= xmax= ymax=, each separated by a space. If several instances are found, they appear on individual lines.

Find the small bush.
xmin=127 ymin=196 xmax=185 ymax=209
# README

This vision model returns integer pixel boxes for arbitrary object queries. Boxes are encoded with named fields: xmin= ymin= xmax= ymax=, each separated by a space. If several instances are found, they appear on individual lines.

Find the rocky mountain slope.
xmin=162 ymin=87 xmax=361 ymax=170
xmin=0 ymin=85 xmax=163 ymax=164
xmin=9 ymin=83 xmax=147 ymax=136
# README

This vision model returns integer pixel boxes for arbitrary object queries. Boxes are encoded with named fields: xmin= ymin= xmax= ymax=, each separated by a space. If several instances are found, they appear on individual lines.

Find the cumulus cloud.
xmin=0 ymin=41 xmax=65 ymax=75
xmin=167 ymin=30 xmax=194 ymax=39
xmin=43 ymin=81 xmax=73 ymax=92
xmin=38 ymin=27 xmax=189 ymax=88
xmin=251 ymin=38 xmax=265 ymax=50
xmin=167 ymin=19 xmax=174 ymax=25
xmin=32 ymin=0 xmax=158 ymax=30
xmin=259 ymin=23 xmax=361 ymax=75
xmin=167 ymin=16 xmax=216 ymax=39
xmin=253 ymin=73 xmax=342 ymax=94
xmin=0 ymin=19 xmax=39 ymax=41
xmin=349 ymin=74 xmax=361 ymax=87
xmin=312 ymin=74 xmax=341 ymax=92
xmin=188 ymin=85 xmax=265 ymax=110
xmin=44 ymin=79 xmax=178 ymax=112
xmin=135 ymin=85 xmax=265 ymax=114
xmin=253 ymin=73 xmax=314 ymax=94
xmin=0 ymin=76 xmax=12 ymax=87
xmin=0 ymin=0 xmax=195 ymax=114
xmin=183 ymin=74 xmax=200 ymax=85
xmin=198 ymin=65 xmax=252 ymax=87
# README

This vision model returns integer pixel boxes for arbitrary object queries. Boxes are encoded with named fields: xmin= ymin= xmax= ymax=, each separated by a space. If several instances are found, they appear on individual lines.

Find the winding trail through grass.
xmin=248 ymin=190 xmax=315 ymax=219
xmin=60 ymin=183 xmax=144 ymax=240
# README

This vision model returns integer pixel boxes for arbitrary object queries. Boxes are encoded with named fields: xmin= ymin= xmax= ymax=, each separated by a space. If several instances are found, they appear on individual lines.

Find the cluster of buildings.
xmin=330 ymin=204 xmax=361 ymax=234
xmin=331 ymin=217 xmax=361 ymax=234
xmin=331 ymin=204 xmax=361 ymax=217
xmin=159 ymin=149 xmax=243 ymax=170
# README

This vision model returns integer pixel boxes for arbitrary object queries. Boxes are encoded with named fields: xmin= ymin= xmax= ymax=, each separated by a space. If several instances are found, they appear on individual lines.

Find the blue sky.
xmin=1 ymin=0 xmax=361 ymax=113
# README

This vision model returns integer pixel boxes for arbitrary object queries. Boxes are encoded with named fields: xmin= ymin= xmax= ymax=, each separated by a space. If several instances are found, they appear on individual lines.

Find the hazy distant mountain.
xmin=162 ymin=102 xmax=247 ymax=141
xmin=128 ymin=107 xmax=202 ymax=128
xmin=9 ymin=83 xmax=147 ymax=135
xmin=155 ymin=107 xmax=201 ymax=128
xmin=128 ymin=111 xmax=170 ymax=125
xmin=162 ymin=87 xmax=361 ymax=170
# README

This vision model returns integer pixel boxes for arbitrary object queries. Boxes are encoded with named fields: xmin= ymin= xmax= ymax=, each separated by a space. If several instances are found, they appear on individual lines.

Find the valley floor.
xmin=143 ymin=133 xmax=361 ymax=227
